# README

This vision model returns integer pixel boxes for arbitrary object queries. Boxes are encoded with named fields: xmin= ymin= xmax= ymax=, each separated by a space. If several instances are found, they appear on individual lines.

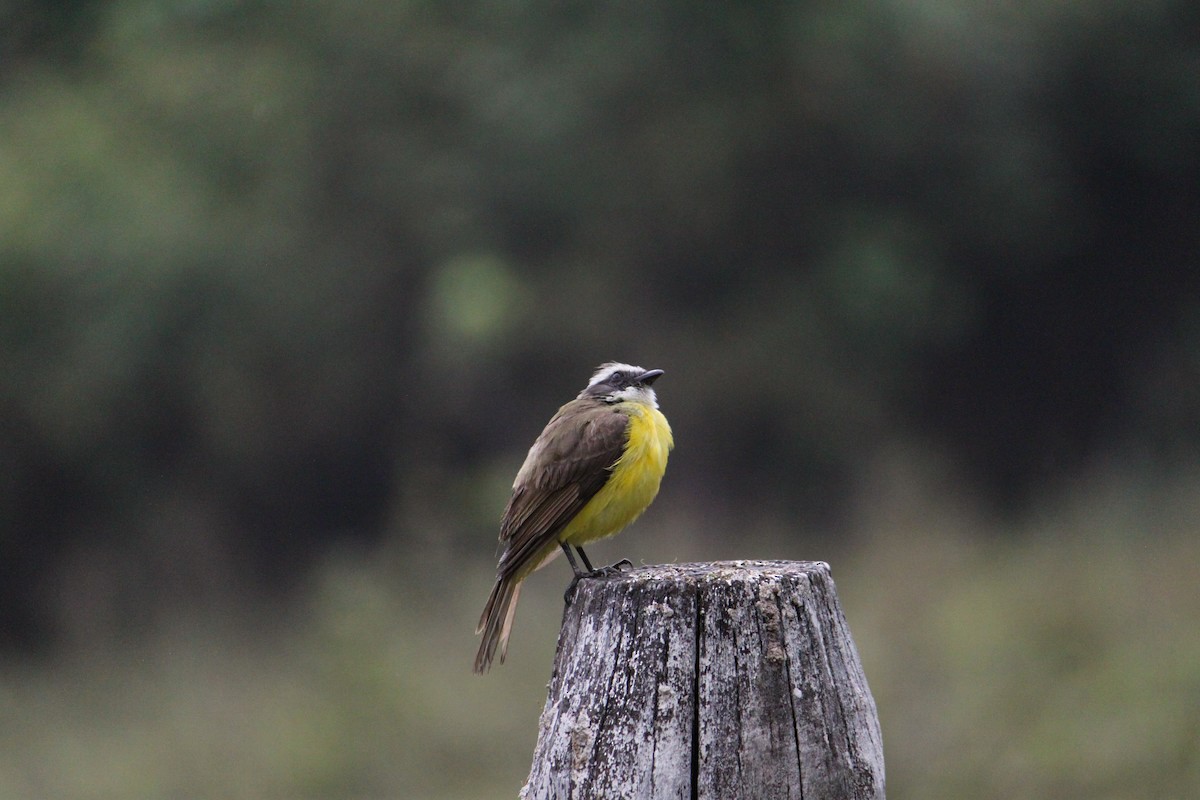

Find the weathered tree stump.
xmin=521 ymin=561 xmax=884 ymax=800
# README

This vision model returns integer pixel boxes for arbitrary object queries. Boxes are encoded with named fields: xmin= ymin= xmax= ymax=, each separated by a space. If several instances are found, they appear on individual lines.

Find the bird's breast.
xmin=616 ymin=404 xmax=673 ymax=483
xmin=559 ymin=403 xmax=673 ymax=545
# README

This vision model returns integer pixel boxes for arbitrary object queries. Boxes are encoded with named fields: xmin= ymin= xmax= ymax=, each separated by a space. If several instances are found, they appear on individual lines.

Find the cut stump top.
xmin=522 ymin=559 xmax=885 ymax=800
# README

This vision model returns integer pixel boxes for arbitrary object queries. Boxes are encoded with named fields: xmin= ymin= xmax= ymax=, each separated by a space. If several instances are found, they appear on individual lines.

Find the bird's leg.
xmin=561 ymin=542 xmax=586 ymax=603
xmin=576 ymin=546 xmax=595 ymax=573
xmin=576 ymin=546 xmax=633 ymax=577
xmin=560 ymin=542 xmax=586 ymax=576
xmin=560 ymin=545 xmax=633 ymax=604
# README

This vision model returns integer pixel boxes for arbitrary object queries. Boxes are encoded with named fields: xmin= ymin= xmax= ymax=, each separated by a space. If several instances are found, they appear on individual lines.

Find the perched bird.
xmin=474 ymin=362 xmax=674 ymax=673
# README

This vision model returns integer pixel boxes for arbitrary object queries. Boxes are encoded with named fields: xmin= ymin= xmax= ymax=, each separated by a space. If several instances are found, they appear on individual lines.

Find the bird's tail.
xmin=474 ymin=576 xmax=522 ymax=673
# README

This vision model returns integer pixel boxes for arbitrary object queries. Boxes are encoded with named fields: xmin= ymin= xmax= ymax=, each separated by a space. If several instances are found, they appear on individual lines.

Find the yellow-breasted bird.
xmin=474 ymin=362 xmax=673 ymax=673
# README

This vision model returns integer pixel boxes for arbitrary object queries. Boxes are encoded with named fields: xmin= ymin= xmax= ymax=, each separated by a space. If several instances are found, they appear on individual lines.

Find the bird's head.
xmin=579 ymin=362 xmax=665 ymax=407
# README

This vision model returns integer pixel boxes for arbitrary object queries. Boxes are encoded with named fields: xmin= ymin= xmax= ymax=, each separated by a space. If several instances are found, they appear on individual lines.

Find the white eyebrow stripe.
xmin=587 ymin=362 xmax=644 ymax=388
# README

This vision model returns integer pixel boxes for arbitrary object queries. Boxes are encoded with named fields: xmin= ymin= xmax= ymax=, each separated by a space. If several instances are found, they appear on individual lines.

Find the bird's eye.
xmin=609 ymin=372 xmax=625 ymax=386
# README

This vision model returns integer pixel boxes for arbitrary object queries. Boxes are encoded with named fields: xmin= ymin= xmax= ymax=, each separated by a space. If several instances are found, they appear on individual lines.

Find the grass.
xmin=847 ymin=475 xmax=1200 ymax=800
xmin=1 ymin=471 xmax=1197 ymax=798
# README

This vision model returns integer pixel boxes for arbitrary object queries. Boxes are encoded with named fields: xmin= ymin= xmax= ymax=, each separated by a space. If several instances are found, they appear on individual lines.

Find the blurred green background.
xmin=2 ymin=0 xmax=1199 ymax=797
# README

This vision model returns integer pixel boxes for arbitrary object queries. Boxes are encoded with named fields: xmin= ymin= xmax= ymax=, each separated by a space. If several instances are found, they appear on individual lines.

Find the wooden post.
xmin=521 ymin=561 xmax=885 ymax=800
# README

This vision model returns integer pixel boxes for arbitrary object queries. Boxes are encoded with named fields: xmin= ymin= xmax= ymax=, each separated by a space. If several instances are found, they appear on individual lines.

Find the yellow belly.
xmin=559 ymin=403 xmax=673 ymax=547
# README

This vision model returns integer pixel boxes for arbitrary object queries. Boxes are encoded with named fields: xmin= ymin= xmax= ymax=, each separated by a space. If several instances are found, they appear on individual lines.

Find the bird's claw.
xmin=563 ymin=559 xmax=634 ymax=604
xmin=563 ymin=574 xmax=581 ymax=604
xmin=593 ymin=558 xmax=633 ymax=576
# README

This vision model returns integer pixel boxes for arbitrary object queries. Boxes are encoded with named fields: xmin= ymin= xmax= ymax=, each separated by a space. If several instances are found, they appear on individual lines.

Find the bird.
xmin=474 ymin=362 xmax=674 ymax=673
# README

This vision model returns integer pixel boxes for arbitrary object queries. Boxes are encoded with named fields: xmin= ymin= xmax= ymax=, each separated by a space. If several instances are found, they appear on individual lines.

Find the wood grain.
xmin=521 ymin=561 xmax=885 ymax=799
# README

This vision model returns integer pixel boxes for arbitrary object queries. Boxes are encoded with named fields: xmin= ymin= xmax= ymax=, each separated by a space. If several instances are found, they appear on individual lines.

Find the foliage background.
xmin=2 ymin=1 xmax=1198 ymax=797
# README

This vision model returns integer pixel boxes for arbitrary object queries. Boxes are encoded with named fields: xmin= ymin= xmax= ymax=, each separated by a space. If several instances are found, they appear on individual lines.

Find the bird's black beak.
xmin=637 ymin=369 xmax=664 ymax=386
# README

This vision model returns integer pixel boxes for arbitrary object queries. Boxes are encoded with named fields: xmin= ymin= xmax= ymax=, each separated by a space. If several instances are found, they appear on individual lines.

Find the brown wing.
xmin=494 ymin=400 xmax=629 ymax=580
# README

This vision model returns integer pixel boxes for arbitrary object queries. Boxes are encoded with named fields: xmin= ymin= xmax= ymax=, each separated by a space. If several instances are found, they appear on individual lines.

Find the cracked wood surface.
xmin=521 ymin=561 xmax=885 ymax=800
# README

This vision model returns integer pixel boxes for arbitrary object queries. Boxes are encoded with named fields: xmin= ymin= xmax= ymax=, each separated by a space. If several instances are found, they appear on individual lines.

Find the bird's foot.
xmin=587 ymin=558 xmax=633 ymax=578
xmin=563 ymin=574 xmax=581 ymax=604
xmin=563 ymin=559 xmax=634 ymax=604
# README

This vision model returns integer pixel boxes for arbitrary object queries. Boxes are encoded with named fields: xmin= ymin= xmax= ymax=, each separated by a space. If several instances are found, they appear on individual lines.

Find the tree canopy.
xmin=2 ymin=0 xmax=1198 ymax=648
